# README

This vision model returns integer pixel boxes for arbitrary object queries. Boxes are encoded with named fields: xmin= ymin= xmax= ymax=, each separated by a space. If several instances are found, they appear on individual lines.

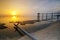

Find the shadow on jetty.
xmin=20 ymin=20 xmax=40 ymax=25
xmin=0 ymin=23 xmax=7 ymax=29
xmin=10 ymin=20 xmax=40 ymax=25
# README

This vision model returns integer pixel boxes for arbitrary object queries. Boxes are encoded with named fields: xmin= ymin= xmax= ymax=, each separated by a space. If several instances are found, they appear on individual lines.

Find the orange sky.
xmin=0 ymin=0 xmax=60 ymax=16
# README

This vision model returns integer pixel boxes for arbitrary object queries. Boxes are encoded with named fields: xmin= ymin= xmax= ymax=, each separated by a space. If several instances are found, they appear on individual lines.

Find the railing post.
xmin=37 ymin=13 xmax=40 ymax=22
xmin=46 ymin=13 xmax=48 ymax=21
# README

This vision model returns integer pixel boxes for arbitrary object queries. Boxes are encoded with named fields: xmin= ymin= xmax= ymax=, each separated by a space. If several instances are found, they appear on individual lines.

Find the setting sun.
xmin=12 ymin=11 xmax=17 ymax=15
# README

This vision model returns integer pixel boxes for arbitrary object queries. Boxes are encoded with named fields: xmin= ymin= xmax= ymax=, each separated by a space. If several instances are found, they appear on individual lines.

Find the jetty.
xmin=19 ymin=21 xmax=60 ymax=40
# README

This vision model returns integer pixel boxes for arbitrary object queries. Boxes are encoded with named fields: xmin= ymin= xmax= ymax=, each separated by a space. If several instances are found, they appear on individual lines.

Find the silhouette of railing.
xmin=39 ymin=13 xmax=60 ymax=21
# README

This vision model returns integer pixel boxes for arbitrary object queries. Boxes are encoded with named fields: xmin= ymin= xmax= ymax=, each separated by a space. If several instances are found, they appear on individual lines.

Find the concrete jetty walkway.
xmin=19 ymin=21 xmax=60 ymax=40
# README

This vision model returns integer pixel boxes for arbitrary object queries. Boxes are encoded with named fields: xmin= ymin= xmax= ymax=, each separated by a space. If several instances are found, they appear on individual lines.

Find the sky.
xmin=0 ymin=0 xmax=60 ymax=16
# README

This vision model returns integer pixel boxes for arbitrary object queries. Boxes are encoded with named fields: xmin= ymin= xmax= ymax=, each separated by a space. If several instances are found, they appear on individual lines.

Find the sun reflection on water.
xmin=11 ymin=16 xmax=24 ymax=22
xmin=10 ymin=15 xmax=32 ymax=22
xmin=12 ymin=16 xmax=16 ymax=18
xmin=11 ymin=16 xmax=18 ymax=22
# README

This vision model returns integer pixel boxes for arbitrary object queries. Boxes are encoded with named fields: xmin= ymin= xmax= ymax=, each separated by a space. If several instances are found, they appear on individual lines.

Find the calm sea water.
xmin=0 ymin=16 xmax=37 ymax=23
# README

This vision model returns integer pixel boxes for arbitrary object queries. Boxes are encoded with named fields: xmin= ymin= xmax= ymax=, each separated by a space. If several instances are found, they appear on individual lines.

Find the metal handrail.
xmin=14 ymin=24 xmax=37 ymax=40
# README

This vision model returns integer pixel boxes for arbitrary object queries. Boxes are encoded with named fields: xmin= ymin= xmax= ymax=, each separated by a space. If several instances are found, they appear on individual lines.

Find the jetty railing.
xmin=14 ymin=24 xmax=37 ymax=40
xmin=38 ymin=13 xmax=60 ymax=21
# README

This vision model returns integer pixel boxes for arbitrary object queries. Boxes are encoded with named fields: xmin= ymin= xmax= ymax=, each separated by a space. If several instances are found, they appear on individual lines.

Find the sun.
xmin=12 ymin=11 xmax=16 ymax=15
